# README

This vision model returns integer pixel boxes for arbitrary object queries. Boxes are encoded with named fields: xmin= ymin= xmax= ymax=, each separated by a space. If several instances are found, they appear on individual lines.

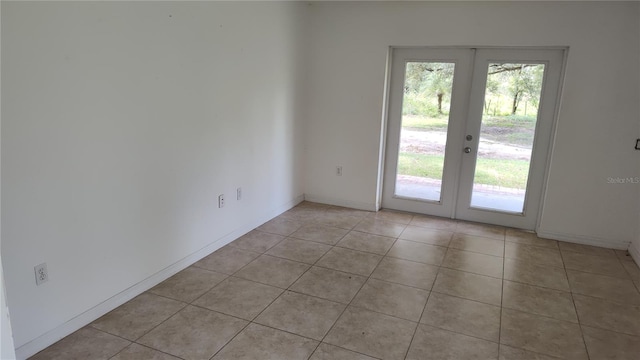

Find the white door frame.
xmin=381 ymin=47 xmax=474 ymax=218
xmin=380 ymin=46 xmax=567 ymax=230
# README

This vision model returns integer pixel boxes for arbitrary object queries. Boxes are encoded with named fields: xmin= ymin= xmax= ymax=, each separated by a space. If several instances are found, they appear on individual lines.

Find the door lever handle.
xmin=464 ymin=147 xmax=472 ymax=153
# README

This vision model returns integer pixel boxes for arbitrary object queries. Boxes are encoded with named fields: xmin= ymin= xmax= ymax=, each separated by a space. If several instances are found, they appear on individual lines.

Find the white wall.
xmin=631 ymin=1 xmax=640 ymax=264
xmin=2 ymin=1 xmax=640 ymax=358
xmin=304 ymin=1 xmax=640 ymax=249
xmin=1 ymin=265 xmax=16 ymax=360
xmin=1 ymin=3 xmax=17 ymax=356
xmin=1 ymin=1 xmax=306 ymax=357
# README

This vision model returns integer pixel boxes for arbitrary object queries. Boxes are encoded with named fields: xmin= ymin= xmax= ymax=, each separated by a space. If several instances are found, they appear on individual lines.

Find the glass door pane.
xmin=395 ymin=62 xmax=455 ymax=202
xmin=470 ymin=63 xmax=546 ymax=213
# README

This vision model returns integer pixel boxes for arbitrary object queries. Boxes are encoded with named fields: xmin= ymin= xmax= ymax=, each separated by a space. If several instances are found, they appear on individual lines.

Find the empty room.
xmin=1 ymin=1 xmax=639 ymax=359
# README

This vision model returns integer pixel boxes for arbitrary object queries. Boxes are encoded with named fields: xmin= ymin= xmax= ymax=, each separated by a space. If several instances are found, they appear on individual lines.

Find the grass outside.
xmin=398 ymin=152 xmax=529 ymax=189
xmin=401 ymin=115 xmax=449 ymax=130
xmin=401 ymin=114 xmax=536 ymax=146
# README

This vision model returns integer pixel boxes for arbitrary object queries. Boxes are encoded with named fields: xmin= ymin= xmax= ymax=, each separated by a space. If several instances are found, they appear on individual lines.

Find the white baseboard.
xmin=628 ymin=239 xmax=640 ymax=265
xmin=15 ymin=195 xmax=304 ymax=360
xmin=303 ymin=194 xmax=378 ymax=212
xmin=536 ymin=229 xmax=631 ymax=250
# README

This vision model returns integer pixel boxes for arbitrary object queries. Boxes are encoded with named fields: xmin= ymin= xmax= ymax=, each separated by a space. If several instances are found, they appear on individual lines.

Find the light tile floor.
xmin=30 ymin=202 xmax=640 ymax=360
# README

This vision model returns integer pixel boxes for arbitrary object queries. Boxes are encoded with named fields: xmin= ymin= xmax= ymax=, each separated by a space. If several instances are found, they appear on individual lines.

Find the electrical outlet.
xmin=218 ymin=194 xmax=225 ymax=208
xmin=336 ymin=166 xmax=343 ymax=176
xmin=34 ymin=263 xmax=48 ymax=285
xmin=237 ymin=187 xmax=242 ymax=201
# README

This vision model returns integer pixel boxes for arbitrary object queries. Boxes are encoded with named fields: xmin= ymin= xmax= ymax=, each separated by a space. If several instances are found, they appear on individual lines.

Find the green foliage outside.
xmin=402 ymin=62 xmax=544 ymax=118
xmin=398 ymin=153 xmax=529 ymax=189
xmin=402 ymin=114 xmax=536 ymax=146
xmin=398 ymin=62 xmax=544 ymax=189
xmin=403 ymin=62 xmax=454 ymax=117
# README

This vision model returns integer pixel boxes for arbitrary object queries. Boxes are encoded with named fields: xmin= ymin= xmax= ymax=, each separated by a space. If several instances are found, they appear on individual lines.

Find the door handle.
xmin=464 ymin=147 xmax=472 ymax=153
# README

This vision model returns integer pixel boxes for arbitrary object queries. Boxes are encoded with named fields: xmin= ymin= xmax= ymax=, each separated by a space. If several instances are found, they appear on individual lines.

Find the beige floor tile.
xmin=406 ymin=324 xmax=499 ymax=360
xmin=265 ymin=238 xmax=331 ymax=264
xmin=149 ymin=267 xmax=227 ymax=303
xmin=38 ymin=204 xmax=640 ymax=360
xmin=256 ymin=217 xmax=303 ymax=236
xmin=502 ymin=281 xmax=577 ymax=323
xmin=354 ymin=218 xmax=407 ymax=238
xmin=281 ymin=206 xmax=315 ymax=218
xmin=255 ymin=291 xmax=345 ymax=340
xmin=567 ymin=269 xmax=640 ymax=305
xmin=290 ymin=224 xmax=349 ymax=245
xmin=280 ymin=207 xmax=322 ymax=223
xmin=433 ymin=268 xmax=502 ymax=306
xmin=410 ymin=215 xmax=458 ymax=232
xmin=212 ymin=323 xmax=318 ymax=360
xmin=314 ymin=212 xmax=364 ymax=229
xmin=573 ymin=294 xmax=640 ymax=336
xmin=91 ymin=293 xmax=185 ymax=341
xmin=325 ymin=206 xmax=371 ymax=218
xmin=503 ymin=258 xmax=570 ymax=291
xmin=337 ymin=230 xmax=396 ymax=255
xmin=505 ymin=236 xmax=559 ymax=250
xmin=111 ymin=344 xmax=181 ymax=360
xmin=386 ymin=240 xmax=447 ymax=265
xmin=498 ymin=345 xmax=562 ymax=360
xmin=366 ymin=209 xmax=414 ymax=224
xmin=193 ymin=246 xmax=260 ymax=275
xmin=138 ymin=306 xmax=247 ymax=360
xmin=505 ymin=242 xmax=564 ymax=268
xmin=351 ymin=278 xmax=429 ymax=321
xmin=505 ymin=229 xmax=558 ymax=250
xmin=316 ymin=247 xmax=382 ymax=276
xmin=296 ymin=201 xmax=331 ymax=210
xmin=450 ymin=233 xmax=504 ymax=257
xmin=442 ymin=248 xmax=503 ymax=278
xmin=622 ymin=259 xmax=640 ymax=280
xmin=324 ymin=306 xmax=416 ymax=360
xmin=309 ymin=343 xmax=377 ymax=360
xmin=290 ymin=266 xmax=366 ymax=303
xmin=29 ymin=327 xmax=130 ymax=360
xmin=455 ymin=221 xmax=505 ymax=240
xmin=500 ymin=308 xmax=588 ymax=359
xmin=229 ymin=230 xmax=285 ymax=253
xmin=562 ymin=251 xmax=629 ymax=278
xmin=421 ymin=292 xmax=500 ymax=342
xmin=371 ymin=257 xmax=439 ymax=290
xmin=581 ymin=325 xmax=640 ymax=360
xmin=192 ymin=277 xmax=282 ymax=320
xmin=558 ymin=241 xmax=616 ymax=257
xmin=234 ymin=254 xmax=309 ymax=288
xmin=399 ymin=226 xmax=453 ymax=247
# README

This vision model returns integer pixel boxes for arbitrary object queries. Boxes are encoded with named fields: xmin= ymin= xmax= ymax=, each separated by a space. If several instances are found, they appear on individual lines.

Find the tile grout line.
xmin=401 ymin=220 xmax=438 ymax=360
xmin=292 ymin=213 xmax=368 ymax=359
xmin=497 ymin=229 xmax=506 ymax=359
xmin=402 ymin=294 xmax=431 ymax=359
xmin=200 ymin=217 xmax=326 ymax=360
xmin=41 ymin=204 xmax=639 ymax=359
xmin=207 ymin=210 xmax=342 ymax=360
xmin=305 ymin=216 xmax=391 ymax=359
xmin=559 ymin=247 xmax=592 ymax=360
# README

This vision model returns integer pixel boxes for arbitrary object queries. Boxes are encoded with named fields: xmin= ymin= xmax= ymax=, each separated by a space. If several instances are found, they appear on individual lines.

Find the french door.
xmin=382 ymin=47 xmax=565 ymax=230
